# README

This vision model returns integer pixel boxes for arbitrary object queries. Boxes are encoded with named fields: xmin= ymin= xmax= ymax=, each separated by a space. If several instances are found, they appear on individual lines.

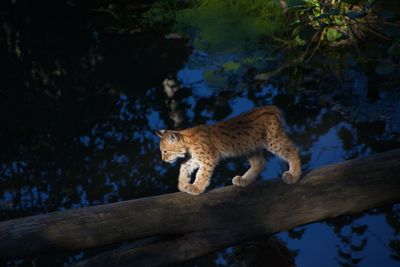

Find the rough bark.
xmin=1 ymin=149 xmax=399 ymax=266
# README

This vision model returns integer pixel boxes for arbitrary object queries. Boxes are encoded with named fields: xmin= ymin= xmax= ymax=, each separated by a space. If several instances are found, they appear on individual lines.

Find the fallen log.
xmin=1 ymin=149 xmax=400 ymax=266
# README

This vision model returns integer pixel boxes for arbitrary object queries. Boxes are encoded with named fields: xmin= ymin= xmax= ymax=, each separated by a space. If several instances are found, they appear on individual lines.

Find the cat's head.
xmin=155 ymin=130 xmax=187 ymax=163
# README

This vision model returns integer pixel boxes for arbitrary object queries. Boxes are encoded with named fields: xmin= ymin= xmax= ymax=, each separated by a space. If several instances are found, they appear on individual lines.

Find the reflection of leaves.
xmin=340 ymin=236 xmax=351 ymax=245
xmin=351 ymin=225 xmax=367 ymax=236
xmin=389 ymin=239 xmax=400 ymax=261
xmin=203 ymin=70 xmax=227 ymax=88
xmin=338 ymin=127 xmax=353 ymax=150
xmin=338 ymin=248 xmax=352 ymax=260
xmin=350 ymin=237 xmax=367 ymax=252
xmin=351 ymin=257 xmax=363 ymax=265
xmin=288 ymin=227 xmax=305 ymax=239
xmin=385 ymin=204 xmax=400 ymax=235
xmin=223 ymin=61 xmax=241 ymax=72
xmin=337 ymin=247 xmax=364 ymax=267
xmin=375 ymin=64 xmax=395 ymax=76
xmin=241 ymin=56 xmax=265 ymax=65
xmin=213 ymin=102 xmax=232 ymax=121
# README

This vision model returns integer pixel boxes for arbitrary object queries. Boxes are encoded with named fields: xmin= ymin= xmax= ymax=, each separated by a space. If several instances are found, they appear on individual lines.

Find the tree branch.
xmin=0 ymin=149 xmax=399 ymax=266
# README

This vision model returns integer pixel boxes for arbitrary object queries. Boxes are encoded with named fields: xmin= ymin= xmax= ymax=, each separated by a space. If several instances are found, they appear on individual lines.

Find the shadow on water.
xmin=1 ymin=1 xmax=400 ymax=266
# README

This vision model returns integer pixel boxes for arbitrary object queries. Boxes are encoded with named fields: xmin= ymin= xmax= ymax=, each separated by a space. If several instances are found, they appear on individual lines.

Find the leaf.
xmin=326 ymin=28 xmax=342 ymax=42
xmin=346 ymin=11 xmax=366 ymax=19
xmin=375 ymin=64 xmax=395 ymax=75
xmin=254 ymin=72 xmax=271 ymax=81
xmin=315 ymin=13 xmax=330 ymax=20
xmin=294 ymin=35 xmax=306 ymax=46
xmin=222 ymin=61 xmax=240 ymax=72
xmin=286 ymin=0 xmax=305 ymax=8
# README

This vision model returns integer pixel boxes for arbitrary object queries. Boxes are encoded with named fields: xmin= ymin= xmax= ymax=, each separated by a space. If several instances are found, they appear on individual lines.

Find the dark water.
xmin=1 ymin=1 xmax=400 ymax=267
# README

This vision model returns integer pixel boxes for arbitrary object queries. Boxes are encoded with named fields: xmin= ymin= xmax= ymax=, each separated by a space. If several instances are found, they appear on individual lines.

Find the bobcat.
xmin=155 ymin=106 xmax=301 ymax=195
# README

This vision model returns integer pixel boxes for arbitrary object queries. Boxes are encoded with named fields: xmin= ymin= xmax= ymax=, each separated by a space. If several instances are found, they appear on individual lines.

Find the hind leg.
xmin=267 ymin=133 xmax=301 ymax=184
xmin=232 ymin=153 xmax=266 ymax=187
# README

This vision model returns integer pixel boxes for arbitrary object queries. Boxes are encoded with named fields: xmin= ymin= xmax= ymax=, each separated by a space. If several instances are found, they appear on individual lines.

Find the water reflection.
xmin=1 ymin=1 xmax=400 ymax=267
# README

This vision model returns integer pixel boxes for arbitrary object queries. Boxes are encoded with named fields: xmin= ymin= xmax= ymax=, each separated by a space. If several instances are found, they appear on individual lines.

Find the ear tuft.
xmin=168 ymin=131 xmax=182 ymax=143
xmin=154 ymin=130 xmax=165 ymax=138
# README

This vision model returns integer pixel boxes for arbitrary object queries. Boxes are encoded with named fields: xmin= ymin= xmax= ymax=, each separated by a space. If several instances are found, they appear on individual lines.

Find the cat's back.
xmin=212 ymin=105 xmax=280 ymax=130
xmin=209 ymin=106 xmax=281 ymax=156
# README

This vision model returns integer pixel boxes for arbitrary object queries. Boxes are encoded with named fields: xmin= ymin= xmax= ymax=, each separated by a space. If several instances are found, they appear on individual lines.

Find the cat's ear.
xmin=167 ymin=131 xmax=182 ymax=143
xmin=154 ymin=130 xmax=166 ymax=138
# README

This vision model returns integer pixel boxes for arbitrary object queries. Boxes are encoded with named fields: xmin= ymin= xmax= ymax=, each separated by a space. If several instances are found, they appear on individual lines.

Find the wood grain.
xmin=1 ymin=149 xmax=399 ymax=266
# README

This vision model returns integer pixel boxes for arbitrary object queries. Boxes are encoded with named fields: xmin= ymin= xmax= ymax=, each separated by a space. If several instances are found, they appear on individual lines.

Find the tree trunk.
xmin=1 ymin=149 xmax=399 ymax=266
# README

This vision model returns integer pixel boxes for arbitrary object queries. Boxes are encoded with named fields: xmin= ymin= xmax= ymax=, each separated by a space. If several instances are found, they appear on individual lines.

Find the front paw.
xmin=182 ymin=183 xmax=202 ymax=195
xmin=282 ymin=171 xmax=300 ymax=184
xmin=232 ymin=175 xmax=250 ymax=187
xmin=178 ymin=182 xmax=188 ymax=192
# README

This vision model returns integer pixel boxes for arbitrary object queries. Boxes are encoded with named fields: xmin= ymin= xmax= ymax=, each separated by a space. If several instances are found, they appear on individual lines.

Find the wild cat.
xmin=155 ymin=106 xmax=301 ymax=195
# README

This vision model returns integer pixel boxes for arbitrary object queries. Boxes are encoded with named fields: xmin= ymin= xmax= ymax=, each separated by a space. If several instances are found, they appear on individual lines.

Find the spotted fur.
xmin=155 ymin=106 xmax=301 ymax=195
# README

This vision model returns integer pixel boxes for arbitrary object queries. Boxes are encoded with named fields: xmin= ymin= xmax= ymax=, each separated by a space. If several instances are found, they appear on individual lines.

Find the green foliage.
xmin=287 ymin=0 xmax=362 ymax=46
xmin=142 ymin=1 xmax=180 ymax=26
xmin=326 ymin=28 xmax=342 ymax=42
xmin=203 ymin=70 xmax=227 ymax=88
xmin=286 ymin=0 xmax=306 ymax=8
xmin=222 ymin=61 xmax=241 ymax=72
xmin=140 ymin=0 xmax=399 ymax=90
xmin=174 ymin=0 xmax=286 ymax=52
